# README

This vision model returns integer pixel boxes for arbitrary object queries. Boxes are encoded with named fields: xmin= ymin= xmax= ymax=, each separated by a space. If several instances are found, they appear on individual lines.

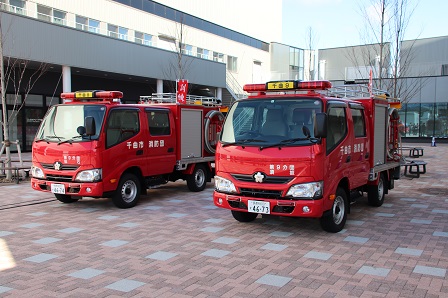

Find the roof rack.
xmin=326 ymin=84 xmax=401 ymax=108
xmin=139 ymin=93 xmax=222 ymax=107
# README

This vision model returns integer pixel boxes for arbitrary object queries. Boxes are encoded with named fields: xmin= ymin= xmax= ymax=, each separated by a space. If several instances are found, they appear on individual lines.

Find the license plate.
xmin=248 ymin=200 xmax=270 ymax=214
xmin=51 ymin=183 xmax=65 ymax=194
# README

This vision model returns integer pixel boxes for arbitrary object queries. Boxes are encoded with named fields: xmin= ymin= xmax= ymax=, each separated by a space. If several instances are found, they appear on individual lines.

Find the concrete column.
xmin=62 ymin=66 xmax=71 ymax=92
xmin=156 ymin=79 xmax=163 ymax=94
xmin=217 ymin=87 xmax=222 ymax=100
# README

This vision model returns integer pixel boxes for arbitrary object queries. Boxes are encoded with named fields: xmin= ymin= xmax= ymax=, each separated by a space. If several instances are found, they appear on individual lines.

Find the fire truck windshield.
xmin=35 ymin=105 xmax=105 ymax=143
xmin=220 ymin=98 xmax=322 ymax=147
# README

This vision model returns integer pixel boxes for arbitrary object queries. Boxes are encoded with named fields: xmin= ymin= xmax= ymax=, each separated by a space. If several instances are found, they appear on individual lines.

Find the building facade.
xmin=318 ymin=36 xmax=448 ymax=141
xmin=0 ymin=0 xmax=308 ymax=152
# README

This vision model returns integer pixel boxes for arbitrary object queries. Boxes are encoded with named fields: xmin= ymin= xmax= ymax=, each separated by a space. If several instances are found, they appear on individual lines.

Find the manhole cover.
xmin=417 ymin=188 xmax=448 ymax=196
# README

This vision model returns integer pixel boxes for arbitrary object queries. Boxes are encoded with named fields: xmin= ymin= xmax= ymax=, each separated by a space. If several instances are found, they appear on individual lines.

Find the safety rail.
xmin=327 ymin=84 xmax=401 ymax=108
xmin=139 ymin=93 xmax=222 ymax=107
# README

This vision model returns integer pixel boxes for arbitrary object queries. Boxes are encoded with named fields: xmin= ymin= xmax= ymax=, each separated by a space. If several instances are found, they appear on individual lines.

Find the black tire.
xmin=368 ymin=173 xmax=385 ymax=207
xmin=231 ymin=210 xmax=258 ymax=222
xmin=320 ymin=187 xmax=348 ymax=233
xmin=187 ymin=164 xmax=207 ymax=192
xmin=111 ymin=173 xmax=141 ymax=208
xmin=54 ymin=194 xmax=79 ymax=203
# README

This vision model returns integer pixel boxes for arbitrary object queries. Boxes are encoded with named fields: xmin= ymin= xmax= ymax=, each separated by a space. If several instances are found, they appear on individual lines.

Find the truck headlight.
xmin=31 ymin=166 xmax=45 ymax=179
xmin=75 ymin=169 xmax=102 ymax=182
xmin=286 ymin=181 xmax=323 ymax=199
xmin=214 ymin=176 xmax=237 ymax=193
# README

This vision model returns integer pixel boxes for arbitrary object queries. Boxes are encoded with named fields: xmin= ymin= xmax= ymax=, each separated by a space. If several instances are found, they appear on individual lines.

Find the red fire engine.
xmin=31 ymin=90 xmax=224 ymax=208
xmin=213 ymin=80 xmax=402 ymax=232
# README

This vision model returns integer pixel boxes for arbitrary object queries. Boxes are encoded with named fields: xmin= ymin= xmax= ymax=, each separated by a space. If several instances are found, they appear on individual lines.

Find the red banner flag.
xmin=176 ymin=80 xmax=188 ymax=104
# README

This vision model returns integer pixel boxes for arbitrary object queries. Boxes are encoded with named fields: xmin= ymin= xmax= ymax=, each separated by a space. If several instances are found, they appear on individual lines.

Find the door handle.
xmin=167 ymin=147 xmax=174 ymax=153
xmin=364 ymin=152 xmax=370 ymax=159
xmin=136 ymin=149 xmax=143 ymax=155
xmin=346 ymin=155 xmax=351 ymax=163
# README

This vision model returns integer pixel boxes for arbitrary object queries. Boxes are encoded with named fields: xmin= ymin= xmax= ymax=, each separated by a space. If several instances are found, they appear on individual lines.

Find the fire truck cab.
xmin=31 ymin=90 xmax=224 ymax=208
xmin=213 ymin=80 xmax=402 ymax=232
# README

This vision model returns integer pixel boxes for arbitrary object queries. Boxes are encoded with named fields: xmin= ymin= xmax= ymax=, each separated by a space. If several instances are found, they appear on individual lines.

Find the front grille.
xmin=232 ymin=174 xmax=292 ymax=184
xmin=41 ymin=163 xmax=79 ymax=171
xmin=239 ymin=188 xmax=282 ymax=199
xmin=45 ymin=174 xmax=73 ymax=182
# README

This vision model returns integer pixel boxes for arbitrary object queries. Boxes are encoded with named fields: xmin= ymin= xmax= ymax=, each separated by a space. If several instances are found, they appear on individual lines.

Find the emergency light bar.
xmin=243 ymin=80 xmax=332 ymax=92
xmin=61 ymin=90 xmax=123 ymax=101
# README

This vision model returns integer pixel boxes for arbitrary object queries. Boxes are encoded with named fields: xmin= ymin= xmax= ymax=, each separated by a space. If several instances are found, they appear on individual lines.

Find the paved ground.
xmin=0 ymin=144 xmax=447 ymax=297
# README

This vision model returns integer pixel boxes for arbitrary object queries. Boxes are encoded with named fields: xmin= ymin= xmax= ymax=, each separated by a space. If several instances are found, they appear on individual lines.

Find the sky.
xmin=282 ymin=0 xmax=448 ymax=49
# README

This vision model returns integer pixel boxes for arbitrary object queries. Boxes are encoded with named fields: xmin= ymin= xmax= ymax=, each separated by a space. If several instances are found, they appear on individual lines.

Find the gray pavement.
xmin=0 ymin=144 xmax=447 ymax=297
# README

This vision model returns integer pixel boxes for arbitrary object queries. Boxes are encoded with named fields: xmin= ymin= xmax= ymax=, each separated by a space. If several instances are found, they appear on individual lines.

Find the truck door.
xmin=103 ymin=108 xmax=142 ymax=191
xmin=145 ymin=109 xmax=176 ymax=175
xmin=349 ymin=104 xmax=370 ymax=188
xmin=325 ymin=102 xmax=351 ymax=194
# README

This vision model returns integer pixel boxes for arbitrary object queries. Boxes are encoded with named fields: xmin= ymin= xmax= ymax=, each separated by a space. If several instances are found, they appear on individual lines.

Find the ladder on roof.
xmin=139 ymin=93 xmax=222 ymax=107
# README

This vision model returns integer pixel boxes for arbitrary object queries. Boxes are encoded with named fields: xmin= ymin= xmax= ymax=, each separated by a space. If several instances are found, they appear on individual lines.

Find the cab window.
xmin=106 ymin=109 xmax=140 ymax=148
xmin=147 ymin=110 xmax=170 ymax=136
xmin=326 ymin=106 xmax=347 ymax=152
xmin=351 ymin=108 xmax=366 ymax=138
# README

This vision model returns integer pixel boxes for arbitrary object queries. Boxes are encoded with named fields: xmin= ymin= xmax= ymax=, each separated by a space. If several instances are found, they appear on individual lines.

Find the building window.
xmin=182 ymin=44 xmax=193 ymax=56
xmin=135 ymin=31 xmax=153 ymax=46
xmin=213 ymin=52 xmax=224 ymax=63
xmin=108 ymin=24 xmax=118 ymax=38
xmin=197 ymin=47 xmax=203 ymax=58
xmin=118 ymin=27 xmax=128 ymax=40
xmin=37 ymin=5 xmax=66 ymax=25
xmin=4 ymin=0 xmax=25 ymax=15
xmin=53 ymin=9 xmax=66 ymax=25
xmin=227 ymin=56 xmax=238 ymax=72
xmin=88 ymin=19 xmax=100 ymax=33
xmin=37 ymin=5 xmax=51 ymax=22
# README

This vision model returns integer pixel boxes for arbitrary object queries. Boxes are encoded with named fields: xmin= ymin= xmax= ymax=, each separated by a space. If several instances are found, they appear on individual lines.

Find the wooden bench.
xmin=402 ymin=160 xmax=427 ymax=178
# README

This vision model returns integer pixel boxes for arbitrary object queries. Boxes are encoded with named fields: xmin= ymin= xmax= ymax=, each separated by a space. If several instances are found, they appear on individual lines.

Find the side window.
xmin=147 ymin=110 xmax=170 ymax=136
xmin=351 ymin=108 xmax=366 ymax=138
xmin=326 ymin=106 xmax=347 ymax=152
xmin=106 ymin=109 xmax=139 ymax=148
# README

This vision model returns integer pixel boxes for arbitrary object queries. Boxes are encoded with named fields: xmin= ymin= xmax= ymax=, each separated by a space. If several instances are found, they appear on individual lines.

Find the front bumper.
xmin=213 ymin=191 xmax=324 ymax=218
xmin=31 ymin=178 xmax=104 ymax=197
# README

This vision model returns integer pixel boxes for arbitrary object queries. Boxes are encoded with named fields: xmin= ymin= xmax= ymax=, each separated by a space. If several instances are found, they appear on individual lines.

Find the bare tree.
xmin=304 ymin=26 xmax=318 ymax=81
xmin=162 ymin=13 xmax=195 ymax=93
xmin=1 ymin=12 xmax=48 ymax=180
xmin=345 ymin=0 xmax=423 ymax=103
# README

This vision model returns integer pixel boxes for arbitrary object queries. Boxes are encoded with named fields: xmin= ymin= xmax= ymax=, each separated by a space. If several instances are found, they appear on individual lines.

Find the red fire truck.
xmin=213 ymin=80 xmax=402 ymax=232
xmin=31 ymin=90 xmax=224 ymax=208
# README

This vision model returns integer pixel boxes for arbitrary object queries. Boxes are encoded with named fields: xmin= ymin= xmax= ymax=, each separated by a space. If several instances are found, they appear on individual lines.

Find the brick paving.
xmin=0 ymin=144 xmax=447 ymax=297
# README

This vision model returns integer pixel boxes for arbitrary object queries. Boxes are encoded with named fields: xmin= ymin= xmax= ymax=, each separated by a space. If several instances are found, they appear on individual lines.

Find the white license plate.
xmin=248 ymin=200 xmax=270 ymax=214
xmin=51 ymin=183 xmax=66 ymax=194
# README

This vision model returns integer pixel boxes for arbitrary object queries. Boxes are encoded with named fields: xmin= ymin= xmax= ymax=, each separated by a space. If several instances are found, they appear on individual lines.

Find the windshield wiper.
xmin=222 ymin=139 xmax=266 ymax=147
xmin=43 ymin=135 xmax=63 ymax=141
xmin=259 ymin=137 xmax=310 ymax=151
xmin=34 ymin=137 xmax=50 ymax=144
xmin=58 ymin=135 xmax=82 ymax=145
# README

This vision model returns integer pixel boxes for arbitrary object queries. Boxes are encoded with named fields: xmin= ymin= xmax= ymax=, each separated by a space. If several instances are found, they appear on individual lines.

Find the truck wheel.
xmin=368 ymin=173 xmax=385 ymax=207
xmin=320 ymin=187 xmax=347 ymax=233
xmin=112 ymin=173 xmax=141 ymax=208
xmin=187 ymin=164 xmax=207 ymax=192
xmin=231 ymin=210 xmax=258 ymax=222
xmin=54 ymin=194 xmax=79 ymax=203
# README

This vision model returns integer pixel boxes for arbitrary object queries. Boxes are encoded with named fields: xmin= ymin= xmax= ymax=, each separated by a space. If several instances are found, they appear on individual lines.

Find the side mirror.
xmin=85 ymin=116 xmax=96 ymax=136
xmin=314 ymin=112 xmax=327 ymax=138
